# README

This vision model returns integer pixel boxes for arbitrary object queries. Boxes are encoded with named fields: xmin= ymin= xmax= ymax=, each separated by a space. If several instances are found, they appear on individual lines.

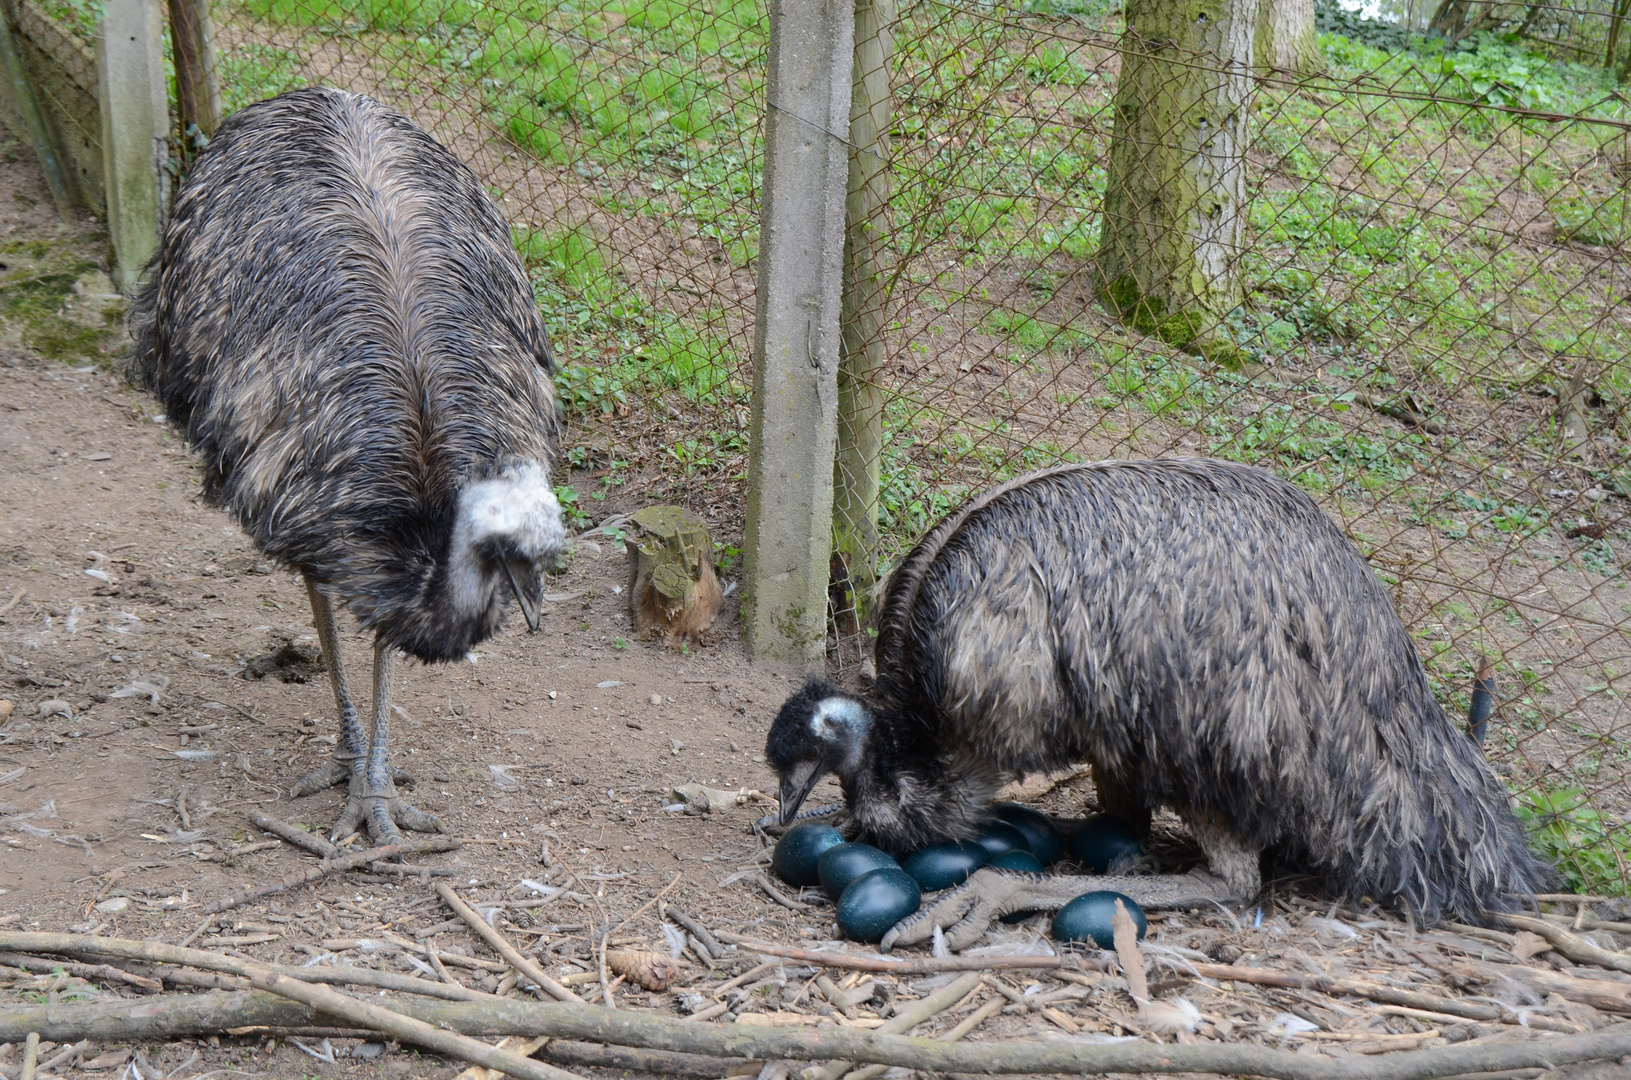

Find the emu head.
xmin=448 ymin=459 xmax=566 ymax=634
xmin=765 ymin=678 xmax=873 ymax=825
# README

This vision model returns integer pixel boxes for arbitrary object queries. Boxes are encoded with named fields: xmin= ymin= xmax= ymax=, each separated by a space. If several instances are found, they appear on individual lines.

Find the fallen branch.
xmin=0 ymin=952 xmax=162 ymax=991
xmin=1494 ymin=913 xmax=1631 ymax=976
xmin=1180 ymin=960 xmax=1580 ymax=1023
xmin=4 ymin=988 xmax=1631 ymax=1079
xmin=205 ymin=835 xmax=461 ymax=913
xmin=244 ymin=965 xmax=587 ymax=1080
xmin=435 ymin=882 xmax=582 ymax=1005
xmin=1449 ymin=960 xmax=1631 ymax=1015
xmin=0 ymin=933 xmax=492 ymax=1003
xmin=538 ymin=1039 xmax=754 ymax=1079
xmin=0 ymin=589 xmax=26 ymax=618
xmin=715 ymin=933 xmax=1074 ymax=973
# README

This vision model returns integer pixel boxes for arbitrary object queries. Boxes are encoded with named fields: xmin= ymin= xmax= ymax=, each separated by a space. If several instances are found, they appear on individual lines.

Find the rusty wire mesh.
xmin=24 ymin=0 xmax=1626 ymax=892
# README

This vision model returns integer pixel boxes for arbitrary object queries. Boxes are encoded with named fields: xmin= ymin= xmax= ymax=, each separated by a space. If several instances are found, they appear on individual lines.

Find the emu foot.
xmin=881 ymin=867 xmax=1239 ymax=952
xmin=753 ymin=801 xmax=848 ymax=836
xmin=329 ymin=773 xmax=441 ymax=846
xmin=290 ymin=755 xmax=414 ymax=799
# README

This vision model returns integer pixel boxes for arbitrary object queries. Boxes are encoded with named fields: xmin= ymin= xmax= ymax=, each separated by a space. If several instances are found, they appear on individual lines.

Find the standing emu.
xmin=767 ymin=458 xmax=1548 ymax=943
xmin=130 ymin=88 xmax=565 ymax=845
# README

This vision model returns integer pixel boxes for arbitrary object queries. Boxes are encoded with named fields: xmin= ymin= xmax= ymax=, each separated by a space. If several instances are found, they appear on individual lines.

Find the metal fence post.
xmin=96 ymin=0 xmax=168 ymax=291
xmin=832 ymin=0 xmax=893 ymax=639
xmin=741 ymin=0 xmax=856 ymax=664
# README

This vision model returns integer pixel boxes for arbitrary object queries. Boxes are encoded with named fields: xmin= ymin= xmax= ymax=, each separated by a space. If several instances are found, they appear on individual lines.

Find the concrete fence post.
xmin=741 ymin=0 xmax=856 ymax=665
xmin=96 ymin=0 xmax=168 ymax=291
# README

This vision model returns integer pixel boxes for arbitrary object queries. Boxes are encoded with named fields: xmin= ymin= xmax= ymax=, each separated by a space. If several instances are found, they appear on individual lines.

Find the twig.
xmin=1494 ymin=913 xmax=1631 ymax=975
xmin=18 ymin=1033 xmax=35 ymax=1080
xmin=598 ymin=873 xmax=681 ymax=1009
xmin=5 ymin=981 xmax=1631 ymax=1078
xmin=1448 ymin=960 xmax=1631 ymax=1014
xmin=435 ymin=882 xmax=582 ymax=1005
xmin=806 ymin=971 xmax=983 ymax=1080
xmin=248 ymin=810 xmax=454 ymax=876
xmin=712 ymin=960 xmax=779 ymax=998
xmin=33 ymin=1040 xmax=84 ymax=1075
xmin=205 ymin=836 xmax=460 ymax=913
xmin=714 ymin=933 xmax=1072 ymax=973
xmin=662 ymin=903 xmax=721 ymax=959
xmin=0 ymin=589 xmax=26 ymax=618
xmin=756 ymin=874 xmax=810 ymax=912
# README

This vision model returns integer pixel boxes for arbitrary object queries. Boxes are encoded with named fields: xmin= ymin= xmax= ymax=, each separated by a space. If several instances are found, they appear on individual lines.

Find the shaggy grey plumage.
xmin=767 ymin=458 xmax=1549 ymax=928
xmin=129 ymin=87 xmax=565 ymax=843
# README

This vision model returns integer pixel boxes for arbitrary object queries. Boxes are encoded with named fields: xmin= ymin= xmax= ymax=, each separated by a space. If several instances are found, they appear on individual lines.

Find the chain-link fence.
xmin=6 ymin=0 xmax=1626 ymax=893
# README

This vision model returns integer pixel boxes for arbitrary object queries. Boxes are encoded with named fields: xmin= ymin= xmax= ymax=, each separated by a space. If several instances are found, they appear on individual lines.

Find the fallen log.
xmin=3 ymin=988 xmax=1631 ymax=1080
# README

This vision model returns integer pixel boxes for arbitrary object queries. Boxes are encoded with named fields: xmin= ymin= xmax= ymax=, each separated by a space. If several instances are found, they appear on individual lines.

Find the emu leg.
xmin=290 ymin=577 xmax=414 ymax=798
xmin=880 ymin=866 xmax=1240 ymax=952
xmin=1090 ymin=761 xmax=1152 ymax=838
xmin=290 ymin=577 xmax=367 ymax=797
xmin=329 ymin=639 xmax=441 ymax=844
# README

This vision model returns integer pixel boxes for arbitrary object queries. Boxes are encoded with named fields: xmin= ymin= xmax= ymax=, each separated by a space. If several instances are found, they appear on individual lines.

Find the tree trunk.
xmin=166 ymin=0 xmax=222 ymax=142
xmin=1094 ymin=0 xmax=1260 ymax=362
xmin=833 ymin=0 xmax=892 ymax=637
xmin=1255 ymin=0 xmax=1318 ymax=74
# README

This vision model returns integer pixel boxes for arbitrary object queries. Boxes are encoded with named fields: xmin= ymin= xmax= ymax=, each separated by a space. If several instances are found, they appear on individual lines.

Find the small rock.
xmin=547 ymin=690 xmax=557 ymax=700
xmin=752 ymin=754 xmax=767 ymax=763
xmin=570 ymin=776 xmax=586 ymax=785
xmin=649 ymin=693 xmax=663 ymax=706
xmin=671 ymin=783 xmax=743 ymax=813
xmin=37 ymin=699 xmax=72 ymax=719
xmin=351 ymin=1042 xmax=387 ymax=1060
xmin=0 ymin=700 xmax=13 ymax=721
xmin=95 ymin=897 xmax=130 ymax=914
xmin=81 ymin=451 xmax=111 ymax=462
xmin=625 ymin=720 xmax=642 ymax=730
xmin=1584 ymin=487 xmax=1608 ymax=502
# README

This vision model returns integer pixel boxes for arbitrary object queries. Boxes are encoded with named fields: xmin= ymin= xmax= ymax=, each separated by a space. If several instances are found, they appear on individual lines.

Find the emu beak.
xmin=778 ymin=758 xmax=826 ymax=826
xmin=502 ymin=561 xmax=541 ymax=633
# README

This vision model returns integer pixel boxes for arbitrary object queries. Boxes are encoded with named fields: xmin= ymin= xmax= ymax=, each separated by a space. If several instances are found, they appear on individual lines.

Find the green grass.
xmin=1514 ymin=785 xmax=1631 ymax=897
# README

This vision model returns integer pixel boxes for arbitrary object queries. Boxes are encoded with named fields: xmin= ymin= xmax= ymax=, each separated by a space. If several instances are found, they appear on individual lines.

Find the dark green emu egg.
xmin=992 ymin=802 xmax=1065 ymax=865
xmin=1051 ymin=890 xmax=1148 ymax=948
xmin=971 ymin=821 xmax=1031 ymax=859
xmin=901 ymin=840 xmax=989 ymax=892
xmin=836 ymin=868 xmax=923 ymax=943
xmin=987 ymin=848 xmax=1045 ymax=874
xmin=1066 ymin=814 xmax=1142 ymax=873
xmin=772 ymin=822 xmax=846 ymax=888
xmin=817 ymin=843 xmax=899 ymax=899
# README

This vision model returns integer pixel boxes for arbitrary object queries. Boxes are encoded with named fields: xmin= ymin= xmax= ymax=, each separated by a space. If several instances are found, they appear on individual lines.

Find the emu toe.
xmin=329 ymin=773 xmax=441 ymax=845
xmin=881 ymin=867 xmax=1241 ymax=952
xmin=291 ymin=756 xmax=417 ymax=799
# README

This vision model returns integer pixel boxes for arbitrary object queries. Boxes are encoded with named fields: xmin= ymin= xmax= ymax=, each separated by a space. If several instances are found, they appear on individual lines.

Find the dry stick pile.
xmin=3 ymin=814 xmax=1631 ymax=1079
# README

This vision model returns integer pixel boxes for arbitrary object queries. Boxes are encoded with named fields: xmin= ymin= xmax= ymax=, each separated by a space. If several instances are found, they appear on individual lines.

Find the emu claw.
xmin=330 ymin=774 xmax=441 ymax=846
xmin=881 ymin=867 xmax=1242 ymax=953
xmin=882 ymin=868 xmax=1062 ymax=952
xmin=752 ymin=801 xmax=848 ymax=836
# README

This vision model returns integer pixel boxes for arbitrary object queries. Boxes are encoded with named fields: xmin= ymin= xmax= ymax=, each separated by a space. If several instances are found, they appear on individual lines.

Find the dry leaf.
xmin=606 ymin=948 xmax=683 ymax=991
xmin=1111 ymin=898 xmax=1148 ymax=1002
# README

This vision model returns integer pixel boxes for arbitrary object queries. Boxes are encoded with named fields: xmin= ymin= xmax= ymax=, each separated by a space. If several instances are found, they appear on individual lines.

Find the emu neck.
xmin=840 ymin=711 xmax=1002 ymax=854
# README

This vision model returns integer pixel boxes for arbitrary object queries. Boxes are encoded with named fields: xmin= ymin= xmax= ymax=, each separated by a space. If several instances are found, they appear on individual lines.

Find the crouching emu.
xmin=131 ymin=87 xmax=565 ymax=845
xmin=766 ymin=459 xmax=1548 ymax=948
